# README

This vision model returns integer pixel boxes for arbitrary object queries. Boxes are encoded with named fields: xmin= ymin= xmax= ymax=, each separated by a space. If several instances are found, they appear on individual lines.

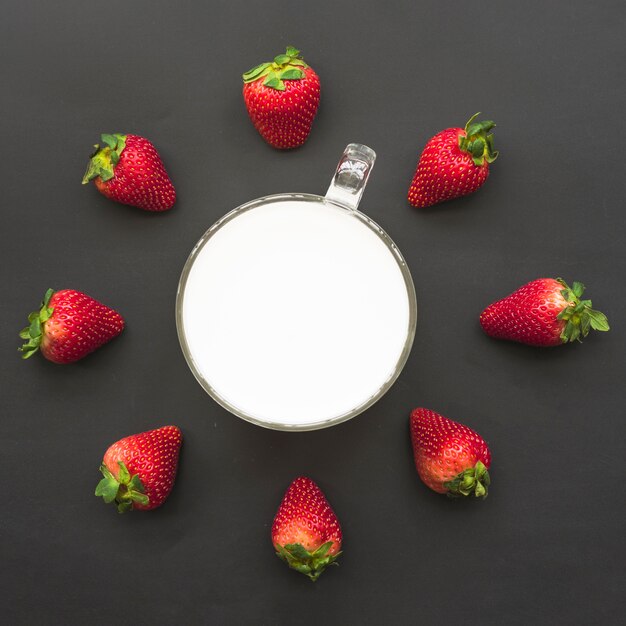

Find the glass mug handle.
xmin=325 ymin=143 xmax=376 ymax=212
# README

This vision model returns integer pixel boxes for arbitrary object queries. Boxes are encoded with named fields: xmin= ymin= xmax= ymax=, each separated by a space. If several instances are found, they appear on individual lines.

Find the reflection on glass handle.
xmin=325 ymin=143 xmax=376 ymax=211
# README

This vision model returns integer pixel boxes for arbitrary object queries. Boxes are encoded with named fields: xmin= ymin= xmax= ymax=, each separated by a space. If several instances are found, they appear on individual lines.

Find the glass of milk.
xmin=176 ymin=144 xmax=417 ymax=431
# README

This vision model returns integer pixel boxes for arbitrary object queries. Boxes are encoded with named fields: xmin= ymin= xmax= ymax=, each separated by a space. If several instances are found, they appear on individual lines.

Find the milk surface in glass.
xmin=181 ymin=198 xmax=411 ymax=427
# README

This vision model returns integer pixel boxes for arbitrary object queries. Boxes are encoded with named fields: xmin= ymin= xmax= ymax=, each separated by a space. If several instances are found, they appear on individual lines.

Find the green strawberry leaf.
xmin=263 ymin=75 xmax=285 ymax=90
xmin=99 ymin=464 xmax=114 ymax=480
xmin=242 ymin=62 xmax=272 ymax=82
xmin=273 ymin=54 xmax=291 ymax=65
xmin=129 ymin=491 xmax=149 ymax=505
xmin=101 ymin=134 xmax=117 ymax=149
xmin=311 ymin=541 xmax=333 ymax=558
xmin=95 ymin=476 xmax=120 ymax=503
xmin=564 ymin=320 xmax=581 ymax=342
xmin=466 ymin=122 xmax=482 ymax=138
xmin=291 ymin=563 xmax=313 ymax=576
xmin=244 ymin=62 xmax=268 ymax=76
xmin=484 ymin=149 xmax=499 ymax=164
xmin=19 ymin=327 xmax=30 ymax=340
xmin=285 ymin=46 xmax=300 ymax=57
xmin=557 ymin=305 xmax=573 ymax=320
xmin=98 ymin=164 xmax=115 ymax=182
xmin=561 ymin=320 xmax=573 ymax=341
xmin=285 ymin=543 xmax=311 ymax=560
xmin=581 ymin=314 xmax=591 ymax=336
xmin=117 ymin=461 xmax=130 ymax=483
xmin=20 ymin=346 xmax=39 ymax=359
xmin=275 ymin=544 xmax=292 ymax=563
xmin=587 ymin=309 xmax=610 ymax=331
xmin=29 ymin=317 xmax=41 ymax=339
xmin=280 ymin=68 xmax=304 ymax=80
xmin=471 ymin=138 xmax=485 ymax=158
xmin=117 ymin=501 xmax=133 ymax=514
xmin=571 ymin=281 xmax=585 ymax=298
xmin=467 ymin=120 xmax=495 ymax=137
xmin=464 ymin=112 xmax=481 ymax=129
xmin=128 ymin=474 xmax=145 ymax=493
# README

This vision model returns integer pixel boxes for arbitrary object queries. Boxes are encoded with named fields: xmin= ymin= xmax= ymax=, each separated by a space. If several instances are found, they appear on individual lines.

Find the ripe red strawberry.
xmin=410 ymin=408 xmax=491 ymax=498
xmin=271 ymin=477 xmax=342 ymax=581
xmin=19 ymin=288 xmax=124 ymax=364
xmin=480 ymin=277 xmax=610 ymax=346
xmin=95 ymin=426 xmax=182 ymax=513
xmin=242 ymin=46 xmax=321 ymax=149
xmin=408 ymin=113 xmax=499 ymax=208
xmin=82 ymin=133 xmax=176 ymax=211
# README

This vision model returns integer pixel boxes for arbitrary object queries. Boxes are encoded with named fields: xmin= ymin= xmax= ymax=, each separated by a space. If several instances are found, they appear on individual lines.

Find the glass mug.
xmin=176 ymin=144 xmax=417 ymax=431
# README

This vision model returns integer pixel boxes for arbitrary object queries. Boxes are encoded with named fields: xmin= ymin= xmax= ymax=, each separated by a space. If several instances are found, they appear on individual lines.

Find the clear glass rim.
xmin=175 ymin=193 xmax=418 ymax=432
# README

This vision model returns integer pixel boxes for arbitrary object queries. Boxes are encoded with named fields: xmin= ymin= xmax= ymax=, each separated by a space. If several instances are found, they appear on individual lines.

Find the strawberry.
xmin=480 ymin=277 xmax=610 ymax=346
xmin=242 ymin=46 xmax=321 ymax=149
xmin=19 ymin=288 xmax=124 ymax=364
xmin=95 ymin=426 xmax=182 ymax=513
xmin=82 ymin=133 xmax=176 ymax=211
xmin=408 ymin=113 xmax=499 ymax=208
xmin=271 ymin=477 xmax=342 ymax=581
xmin=410 ymin=408 xmax=491 ymax=498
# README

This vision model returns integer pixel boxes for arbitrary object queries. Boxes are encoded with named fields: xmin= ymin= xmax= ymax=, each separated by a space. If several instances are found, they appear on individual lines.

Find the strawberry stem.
xmin=275 ymin=541 xmax=341 ymax=581
xmin=242 ymin=46 xmax=308 ymax=91
xmin=82 ymin=133 xmax=127 ymax=184
xmin=443 ymin=461 xmax=490 ymax=498
xmin=458 ymin=113 xmax=499 ymax=166
xmin=556 ymin=278 xmax=610 ymax=343
xmin=95 ymin=461 xmax=149 ymax=513
xmin=18 ymin=288 xmax=55 ymax=359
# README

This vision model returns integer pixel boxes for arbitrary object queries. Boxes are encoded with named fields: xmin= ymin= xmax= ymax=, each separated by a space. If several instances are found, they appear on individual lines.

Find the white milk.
xmin=180 ymin=198 xmax=412 ymax=427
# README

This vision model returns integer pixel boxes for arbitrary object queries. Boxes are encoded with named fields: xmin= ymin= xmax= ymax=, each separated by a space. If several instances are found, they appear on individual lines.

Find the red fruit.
xmin=271 ymin=477 xmax=342 ymax=581
xmin=242 ymin=46 xmax=321 ymax=149
xmin=480 ymin=278 xmax=610 ymax=347
xmin=410 ymin=408 xmax=491 ymax=498
xmin=19 ymin=288 xmax=124 ymax=364
xmin=82 ymin=133 xmax=176 ymax=211
xmin=408 ymin=113 xmax=499 ymax=208
xmin=95 ymin=426 xmax=182 ymax=513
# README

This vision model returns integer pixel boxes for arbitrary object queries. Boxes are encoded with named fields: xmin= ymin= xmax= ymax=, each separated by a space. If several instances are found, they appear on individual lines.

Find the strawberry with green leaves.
xmin=19 ymin=288 xmax=124 ymax=364
xmin=408 ymin=113 xmax=498 ymax=208
xmin=480 ymin=278 xmax=610 ymax=346
xmin=95 ymin=426 xmax=182 ymax=513
xmin=243 ymin=46 xmax=321 ymax=149
xmin=410 ymin=408 xmax=491 ymax=498
xmin=272 ymin=477 xmax=342 ymax=581
xmin=83 ymin=133 xmax=176 ymax=211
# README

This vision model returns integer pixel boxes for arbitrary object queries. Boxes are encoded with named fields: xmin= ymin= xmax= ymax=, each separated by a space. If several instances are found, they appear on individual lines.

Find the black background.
xmin=2 ymin=1 xmax=625 ymax=624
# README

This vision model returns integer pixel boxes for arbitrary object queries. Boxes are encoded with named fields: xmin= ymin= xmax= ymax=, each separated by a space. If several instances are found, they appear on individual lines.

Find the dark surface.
xmin=1 ymin=1 xmax=625 ymax=624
